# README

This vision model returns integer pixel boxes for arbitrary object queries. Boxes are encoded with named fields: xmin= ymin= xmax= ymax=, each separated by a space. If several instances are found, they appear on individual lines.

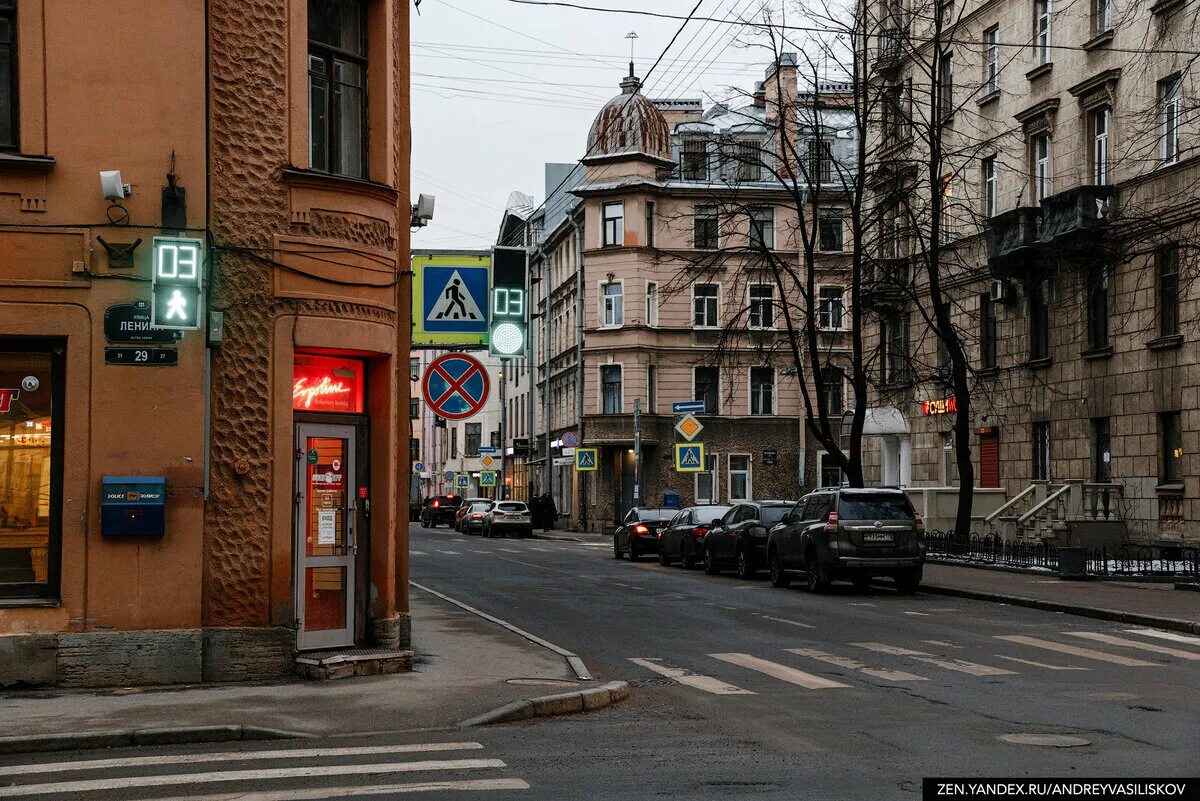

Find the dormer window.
xmin=736 ymin=139 xmax=763 ymax=182
xmin=682 ymin=138 xmax=708 ymax=181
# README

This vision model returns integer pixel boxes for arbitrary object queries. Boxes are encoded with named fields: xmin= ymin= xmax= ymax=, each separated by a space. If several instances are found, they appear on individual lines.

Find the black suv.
xmin=766 ymin=488 xmax=925 ymax=593
xmin=419 ymin=494 xmax=463 ymax=528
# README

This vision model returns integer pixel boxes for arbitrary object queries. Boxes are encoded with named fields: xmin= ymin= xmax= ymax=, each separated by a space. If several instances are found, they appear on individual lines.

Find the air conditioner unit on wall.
xmin=989 ymin=279 xmax=1008 ymax=303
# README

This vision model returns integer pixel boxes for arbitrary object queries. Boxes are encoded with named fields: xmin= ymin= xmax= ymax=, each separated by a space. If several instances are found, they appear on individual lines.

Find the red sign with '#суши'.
xmin=0 ymin=389 xmax=18 ymax=414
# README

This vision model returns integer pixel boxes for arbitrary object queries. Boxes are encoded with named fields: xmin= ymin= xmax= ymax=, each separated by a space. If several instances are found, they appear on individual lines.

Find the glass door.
xmin=295 ymin=423 xmax=356 ymax=650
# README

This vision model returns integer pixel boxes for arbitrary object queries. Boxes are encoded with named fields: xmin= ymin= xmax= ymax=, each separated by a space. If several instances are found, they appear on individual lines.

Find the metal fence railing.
xmin=924 ymin=531 xmax=1200 ymax=578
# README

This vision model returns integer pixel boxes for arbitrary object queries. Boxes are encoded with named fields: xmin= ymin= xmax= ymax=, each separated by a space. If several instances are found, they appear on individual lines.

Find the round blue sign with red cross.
xmin=422 ymin=353 xmax=490 ymax=421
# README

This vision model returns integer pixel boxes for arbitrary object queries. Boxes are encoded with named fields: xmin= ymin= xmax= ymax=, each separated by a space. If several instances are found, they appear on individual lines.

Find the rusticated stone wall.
xmin=205 ymin=0 xmax=292 ymax=628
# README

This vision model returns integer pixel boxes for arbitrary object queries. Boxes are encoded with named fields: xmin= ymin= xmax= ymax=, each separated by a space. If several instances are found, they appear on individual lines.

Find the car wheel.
xmin=613 ymin=536 xmax=622 ymax=559
xmin=894 ymin=569 xmax=921 ymax=595
xmin=703 ymin=547 xmax=720 ymax=575
xmin=805 ymin=549 xmax=831 ymax=593
xmin=484 ymin=525 xmax=492 ymax=539
xmin=657 ymin=544 xmax=671 ymax=566
xmin=851 ymin=575 xmax=873 ymax=592
xmin=679 ymin=541 xmax=695 ymax=570
xmin=628 ymin=545 xmax=640 ymax=562
xmin=768 ymin=550 xmax=791 ymax=588
xmin=735 ymin=547 xmax=756 ymax=580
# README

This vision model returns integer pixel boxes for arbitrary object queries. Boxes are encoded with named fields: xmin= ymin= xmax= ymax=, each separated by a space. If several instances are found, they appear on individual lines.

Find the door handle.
xmin=347 ymin=503 xmax=358 ymax=555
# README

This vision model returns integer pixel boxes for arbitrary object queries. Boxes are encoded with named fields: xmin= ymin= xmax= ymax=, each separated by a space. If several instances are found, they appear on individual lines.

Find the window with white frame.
xmin=749 ymin=207 xmax=775 ymax=250
xmin=409 ymin=356 xmax=420 ymax=381
xmin=1161 ymin=75 xmax=1181 ymax=164
xmin=818 ymin=208 xmax=844 ymax=251
xmin=1032 ymin=134 xmax=1051 ymax=202
xmin=982 ymin=156 xmax=997 ymax=217
xmin=818 ymin=286 xmax=845 ymax=330
xmin=1093 ymin=0 xmax=1111 ymax=34
xmin=682 ymin=137 xmax=708 ymax=181
xmin=696 ymin=453 xmax=718 ymax=504
xmin=693 ymin=284 xmax=719 ymax=328
xmin=748 ymin=285 xmax=774 ymax=329
xmin=749 ymin=368 xmax=774 ymax=415
xmin=601 ymin=364 xmax=622 ymax=413
xmin=1089 ymin=106 xmax=1109 ymax=185
xmin=1034 ymin=0 xmax=1052 ymax=65
xmin=983 ymin=26 xmax=999 ymax=93
xmin=729 ymin=455 xmax=751 ymax=501
xmin=646 ymin=282 xmax=659 ymax=327
xmin=602 ymin=282 xmax=624 ymax=327
xmin=819 ymin=452 xmax=844 ymax=488
xmin=602 ymin=202 xmax=624 ymax=247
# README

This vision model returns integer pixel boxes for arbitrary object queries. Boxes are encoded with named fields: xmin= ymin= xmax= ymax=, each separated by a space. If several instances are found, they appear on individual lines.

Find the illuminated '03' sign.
xmin=152 ymin=236 xmax=205 ymax=331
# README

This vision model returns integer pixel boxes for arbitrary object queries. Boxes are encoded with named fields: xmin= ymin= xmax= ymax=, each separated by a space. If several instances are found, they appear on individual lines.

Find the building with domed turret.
xmin=508 ymin=56 xmax=858 ymax=533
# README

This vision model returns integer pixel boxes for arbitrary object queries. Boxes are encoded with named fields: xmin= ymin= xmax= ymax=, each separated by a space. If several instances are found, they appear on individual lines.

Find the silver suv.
xmin=765 ymin=488 xmax=925 ymax=594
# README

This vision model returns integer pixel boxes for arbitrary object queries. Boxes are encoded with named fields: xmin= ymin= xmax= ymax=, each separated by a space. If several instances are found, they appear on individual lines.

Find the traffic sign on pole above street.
xmin=674 ymin=413 xmax=704 ymax=441
xmin=560 ymin=431 xmax=580 ymax=448
xmin=412 ymin=252 xmax=490 ymax=348
xmin=674 ymin=443 xmax=705 ymax=472
xmin=671 ymin=400 xmax=706 ymax=415
xmin=422 ymin=352 xmax=490 ymax=420
xmin=575 ymin=448 xmax=598 ymax=471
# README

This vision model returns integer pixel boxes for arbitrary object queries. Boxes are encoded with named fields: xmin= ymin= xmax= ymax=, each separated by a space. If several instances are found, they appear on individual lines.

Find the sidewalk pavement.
xmin=533 ymin=529 xmax=1200 ymax=633
xmin=0 ymin=587 xmax=603 ymax=746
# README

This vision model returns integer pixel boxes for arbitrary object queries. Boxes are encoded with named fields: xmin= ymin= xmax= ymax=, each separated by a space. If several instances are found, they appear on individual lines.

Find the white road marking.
xmin=786 ymin=648 xmax=927 ymax=682
xmin=709 ymin=653 xmax=851 ymax=689
xmin=437 ymin=550 xmax=461 ymax=555
xmin=497 ymin=548 xmax=520 ymax=553
xmin=410 ymin=550 xmax=427 ymax=556
xmin=145 ymin=779 xmax=531 ymax=801
xmin=852 ymin=643 xmax=1017 ymax=676
xmin=849 ymin=602 xmax=877 ymax=607
xmin=528 ymin=547 xmax=548 ymax=552
xmin=903 ymin=611 xmax=930 ymax=616
xmin=0 ymin=759 xmax=510 ymax=798
xmin=758 ymin=615 xmax=816 ymax=629
xmin=996 ymin=655 xmax=1090 ymax=671
xmin=628 ymin=658 xmax=755 ymax=695
xmin=923 ymin=640 xmax=963 ymax=649
xmin=995 ymin=635 xmax=1158 ymax=667
xmin=733 ymin=586 xmax=771 ymax=590
xmin=1066 ymin=631 xmax=1200 ymax=660
xmin=1125 ymin=629 xmax=1200 ymax=647
xmin=0 ymin=743 xmax=486 ymax=777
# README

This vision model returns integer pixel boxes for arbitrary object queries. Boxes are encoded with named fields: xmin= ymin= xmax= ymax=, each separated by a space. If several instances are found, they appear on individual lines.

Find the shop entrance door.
xmin=295 ymin=423 xmax=357 ymax=650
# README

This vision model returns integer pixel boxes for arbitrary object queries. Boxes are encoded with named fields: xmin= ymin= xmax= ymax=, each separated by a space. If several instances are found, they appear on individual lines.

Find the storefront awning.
xmin=863 ymin=406 xmax=909 ymax=435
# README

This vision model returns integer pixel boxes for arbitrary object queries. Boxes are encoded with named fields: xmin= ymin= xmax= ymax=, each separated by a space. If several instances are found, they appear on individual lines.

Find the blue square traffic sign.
xmin=423 ymin=265 xmax=489 ymax=334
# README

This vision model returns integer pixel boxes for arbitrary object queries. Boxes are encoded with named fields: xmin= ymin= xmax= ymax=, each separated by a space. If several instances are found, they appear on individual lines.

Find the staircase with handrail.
xmin=981 ymin=479 xmax=1127 ymax=545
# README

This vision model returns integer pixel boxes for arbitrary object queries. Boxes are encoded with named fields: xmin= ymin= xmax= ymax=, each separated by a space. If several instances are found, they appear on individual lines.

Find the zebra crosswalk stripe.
xmin=852 ymin=643 xmax=1016 ymax=676
xmin=1066 ymin=631 xmax=1200 ymax=660
xmin=0 ymin=758 xmax=509 ymax=798
xmin=786 ymin=648 xmax=928 ymax=682
xmin=1124 ymin=629 xmax=1200 ymax=647
xmin=148 ymin=778 xmax=531 ymax=801
xmin=628 ymin=658 xmax=755 ymax=695
xmin=994 ymin=635 xmax=1157 ymax=667
xmin=709 ymin=653 xmax=851 ymax=689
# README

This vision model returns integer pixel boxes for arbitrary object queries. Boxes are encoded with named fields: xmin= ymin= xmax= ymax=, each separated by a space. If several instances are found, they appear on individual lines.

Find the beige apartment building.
xmin=866 ymin=0 xmax=1199 ymax=545
xmin=521 ymin=60 xmax=858 ymax=531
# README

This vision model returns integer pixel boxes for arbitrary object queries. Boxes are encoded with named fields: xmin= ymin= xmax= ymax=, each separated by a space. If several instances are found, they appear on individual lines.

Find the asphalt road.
xmin=5 ymin=525 xmax=1196 ymax=801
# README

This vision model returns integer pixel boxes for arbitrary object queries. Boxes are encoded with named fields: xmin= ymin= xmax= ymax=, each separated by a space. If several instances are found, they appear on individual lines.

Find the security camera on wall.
xmin=100 ymin=170 xmax=131 ymax=201
xmin=411 ymin=193 xmax=436 ymax=228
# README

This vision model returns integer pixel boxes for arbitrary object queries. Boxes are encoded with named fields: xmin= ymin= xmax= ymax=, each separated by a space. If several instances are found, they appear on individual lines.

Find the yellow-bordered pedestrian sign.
xmin=575 ymin=447 xmax=598 ymax=471
xmin=674 ymin=443 xmax=705 ymax=472
xmin=479 ymin=471 xmax=497 ymax=487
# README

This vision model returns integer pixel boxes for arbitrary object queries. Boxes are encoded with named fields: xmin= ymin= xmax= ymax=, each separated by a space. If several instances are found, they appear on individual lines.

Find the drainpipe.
xmin=541 ymin=246 xmax=552 ymax=504
xmin=570 ymin=212 xmax=586 ymax=531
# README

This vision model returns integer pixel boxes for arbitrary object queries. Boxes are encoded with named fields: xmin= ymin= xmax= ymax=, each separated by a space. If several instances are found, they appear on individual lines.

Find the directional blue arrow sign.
xmin=477 ymin=447 xmax=498 ymax=455
xmin=672 ymin=400 xmax=706 ymax=414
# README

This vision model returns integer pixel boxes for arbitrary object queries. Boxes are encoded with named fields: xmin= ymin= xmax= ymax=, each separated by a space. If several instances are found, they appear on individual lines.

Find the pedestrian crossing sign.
xmin=575 ymin=447 xmax=598 ymax=471
xmin=674 ymin=443 xmax=705 ymax=472
xmin=457 ymin=474 xmax=470 ymax=489
xmin=412 ymin=253 xmax=490 ymax=347
xmin=479 ymin=471 xmax=497 ymax=487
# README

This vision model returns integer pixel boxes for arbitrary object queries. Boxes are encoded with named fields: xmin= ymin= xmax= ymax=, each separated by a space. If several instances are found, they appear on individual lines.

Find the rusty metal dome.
xmin=585 ymin=65 xmax=671 ymax=164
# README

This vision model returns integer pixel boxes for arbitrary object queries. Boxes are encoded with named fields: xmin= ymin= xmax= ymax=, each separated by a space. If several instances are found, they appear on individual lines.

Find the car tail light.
xmin=433 ymin=500 xmax=440 ymax=508
xmin=634 ymin=524 xmax=649 ymax=535
xmin=691 ymin=527 xmax=708 ymax=537
xmin=914 ymin=514 xmax=925 ymax=533
xmin=825 ymin=510 xmax=839 ymax=533
xmin=495 ymin=511 xmax=506 ymax=517
xmin=472 ymin=514 xmax=482 ymax=520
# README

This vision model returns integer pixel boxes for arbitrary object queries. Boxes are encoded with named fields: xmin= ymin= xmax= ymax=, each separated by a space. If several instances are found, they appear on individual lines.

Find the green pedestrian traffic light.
xmin=489 ymin=245 xmax=527 ymax=358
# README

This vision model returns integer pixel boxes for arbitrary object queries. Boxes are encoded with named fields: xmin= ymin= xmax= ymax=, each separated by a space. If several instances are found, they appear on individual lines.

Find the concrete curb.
xmin=530 ymin=532 xmax=587 ymax=543
xmin=920 ymin=583 xmax=1200 ymax=634
xmin=457 ymin=680 xmax=630 ymax=727
xmin=0 ymin=725 xmax=311 ymax=756
xmin=1175 ymin=582 xmax=1200 ymax=593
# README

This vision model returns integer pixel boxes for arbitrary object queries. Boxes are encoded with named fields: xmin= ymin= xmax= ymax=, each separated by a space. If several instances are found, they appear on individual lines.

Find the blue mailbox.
xmin=101 ymin=476 xmax=167 ymax=537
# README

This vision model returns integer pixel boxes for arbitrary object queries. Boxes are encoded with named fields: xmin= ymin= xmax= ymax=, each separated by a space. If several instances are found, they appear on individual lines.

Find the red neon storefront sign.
xmin=0 ymin=389 xmax=17 ymax=414
xmin=920 ymin=397 xmax=957 ymax=416
xmin=292 ymin=355 xmax=365 ymax=414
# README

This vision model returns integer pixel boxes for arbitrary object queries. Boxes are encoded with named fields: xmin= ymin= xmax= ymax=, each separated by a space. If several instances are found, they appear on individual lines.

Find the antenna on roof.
xmin=626 ymin=31 xmax=639 ymax=75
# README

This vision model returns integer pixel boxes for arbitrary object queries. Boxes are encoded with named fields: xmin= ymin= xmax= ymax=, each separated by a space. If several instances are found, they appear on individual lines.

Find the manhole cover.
xmin=505 ymin=678 xmax=579 ymax=687
xmin=999 ymin=733 xmax=1091 ymax=748
xmin=1069 ymin=691 xmax=1139 ymax=702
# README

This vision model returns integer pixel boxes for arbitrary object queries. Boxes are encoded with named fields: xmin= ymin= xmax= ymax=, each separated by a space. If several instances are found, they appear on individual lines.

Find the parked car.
xmin=456 ymin=499 xmax=493 ymax=534
xmin=482 ymin=501 xmax=532 ymax=538
xmin=612 ymin=507 xmax=676 ymax=561
xmin=702 ymin=501 xmax=795 ymax=579
xmin=419 ymin=494 xmax=463 ymax=528
xmin=766 ymin=488 xmax=925 ymax=594
xmin=657 ymin=505 xmax=732 ymax=568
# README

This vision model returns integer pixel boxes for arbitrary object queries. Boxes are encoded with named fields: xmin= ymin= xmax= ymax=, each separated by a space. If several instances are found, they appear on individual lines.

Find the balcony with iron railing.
xmin=986 ymin=185 xmax=1116 ymax=276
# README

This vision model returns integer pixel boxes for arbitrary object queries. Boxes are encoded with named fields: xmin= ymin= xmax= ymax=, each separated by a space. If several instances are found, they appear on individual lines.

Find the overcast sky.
xmin=410 ymin=0 xmax=785 ymax=251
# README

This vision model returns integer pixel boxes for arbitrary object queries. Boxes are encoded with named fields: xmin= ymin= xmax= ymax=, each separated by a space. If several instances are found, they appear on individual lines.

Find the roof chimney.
xmin=753 ymin=81 xmax=766 ymax=108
